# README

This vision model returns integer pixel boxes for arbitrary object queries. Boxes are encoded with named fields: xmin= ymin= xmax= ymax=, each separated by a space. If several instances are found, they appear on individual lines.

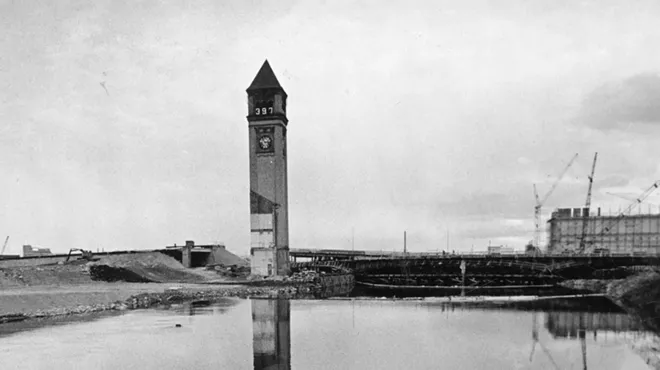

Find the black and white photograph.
xmin=2 ymin=1 xmax=660 ymax=369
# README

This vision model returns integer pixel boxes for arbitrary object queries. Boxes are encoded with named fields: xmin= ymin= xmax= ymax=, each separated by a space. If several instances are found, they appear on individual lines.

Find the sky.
xmin=2 ymin=0 xmax=660 ymax=255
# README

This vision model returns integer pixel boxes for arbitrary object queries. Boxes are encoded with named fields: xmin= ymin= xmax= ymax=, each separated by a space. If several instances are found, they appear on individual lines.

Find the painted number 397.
xmin=255 ymin=107 xmax=273 ymax=115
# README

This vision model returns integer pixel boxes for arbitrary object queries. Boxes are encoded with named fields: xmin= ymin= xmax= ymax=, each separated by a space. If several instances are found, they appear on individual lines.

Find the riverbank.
xmin=561 ymin=272 xmax=660 ymax=369
xmin=0 ymin=252 xmax=354 ymax=325
xmin=561 ymin=272 xmax=660 ymax=331
xmin=0 ymin=283 xmax=318 ymax=324
xmin=0 ymin=276 xmax=354 ymax=325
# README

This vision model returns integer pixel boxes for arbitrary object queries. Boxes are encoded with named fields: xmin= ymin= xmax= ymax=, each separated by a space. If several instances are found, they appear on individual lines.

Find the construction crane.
xmin=606 ymin=192 xmax=660 ymax=209
xmin=533 ymin=153 xmax=579 ymax=249
xmin=65 ymin=248 xmax=95 ymax=262
xmin=585 ymin=180 xmax=660 ymax=252
xmin=578 ymin=153 xmax=598 ymax=253
xmin=1 ymin=236 xmax=8 ymax=255
xmin=529 ymin=313 xmax=561 ymax=369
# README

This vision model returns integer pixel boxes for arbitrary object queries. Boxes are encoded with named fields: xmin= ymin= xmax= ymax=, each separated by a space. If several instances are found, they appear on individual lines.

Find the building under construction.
xmin=547 ymin=207 xmax=660 ymax=254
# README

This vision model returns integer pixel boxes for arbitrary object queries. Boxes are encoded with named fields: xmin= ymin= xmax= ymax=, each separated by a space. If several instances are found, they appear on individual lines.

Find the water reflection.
xmin=172 ymin=298 xmax=237 ymax=316
xmin=244 ymin=297 xmax=654 ymax=370
xmin=529 ymin=308 xmax=652 ymax=370
xmin=0 ymin=297 xmax=656 ymax=369
xmin=252 ymin=299 xmax=291 ymax=370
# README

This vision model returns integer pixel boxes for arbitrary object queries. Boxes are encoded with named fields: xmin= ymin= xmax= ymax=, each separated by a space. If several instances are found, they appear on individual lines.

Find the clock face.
xmin=258 ymin=135 xmax=273 ymax=150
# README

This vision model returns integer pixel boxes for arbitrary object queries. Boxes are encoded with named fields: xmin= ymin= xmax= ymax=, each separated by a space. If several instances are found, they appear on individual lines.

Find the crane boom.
xmin=584 ymin=153 xmax=598 ymax=209
xmin=1 ymin=236 xmax=9 ymax=255
xmin=533 ymin=153 xmax=579 ymax=248
xmin=578 ymin=153 xmax=598 ymax=253
xmin=601 ymin=181 xmax=660 ymax=234
xmin=540 ymin=153 xmax=579 ymax=206
xmin=606 ymin=192 xmax=660 ymax=207
xmin=583 ymin=180 xmax=660 ymax=252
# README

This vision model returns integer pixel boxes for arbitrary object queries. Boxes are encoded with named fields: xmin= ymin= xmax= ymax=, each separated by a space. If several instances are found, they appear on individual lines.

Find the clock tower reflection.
xmin=251 ymin=299 xmax=291 ymax=370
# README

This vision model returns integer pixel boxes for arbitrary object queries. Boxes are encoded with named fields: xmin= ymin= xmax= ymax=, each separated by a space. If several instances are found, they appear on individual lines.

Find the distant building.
xmin=487 ymin=246 xmax=514 ymax=255
xmin=22 ymin=245 xmax=53 ymax=257
xmin=548 ymin=207 xmax=660 ymax=254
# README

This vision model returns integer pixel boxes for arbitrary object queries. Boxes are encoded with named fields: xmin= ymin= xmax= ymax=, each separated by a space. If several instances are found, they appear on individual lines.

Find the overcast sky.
xmin=2 ymin=0 xmax=660 ymax=255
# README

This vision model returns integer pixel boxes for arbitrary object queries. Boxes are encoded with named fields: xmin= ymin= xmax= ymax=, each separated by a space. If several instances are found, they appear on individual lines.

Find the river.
xmin=0 ymin=296 xmax=655 ymax=369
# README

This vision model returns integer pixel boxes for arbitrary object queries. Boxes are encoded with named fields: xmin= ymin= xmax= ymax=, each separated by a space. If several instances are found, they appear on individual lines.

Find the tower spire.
xmin=247 ymin=60 xmax=285 ymax=93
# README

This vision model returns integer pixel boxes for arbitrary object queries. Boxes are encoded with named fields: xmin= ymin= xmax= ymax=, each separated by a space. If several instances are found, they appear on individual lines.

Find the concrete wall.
xmin=251 ymin=214 xmax=274 ymax=249
xmin=182 ymin=246 xmax=192 ymax=268
xmin=252 ymin=248 xmax=275 ymax=276
xmin=251 ymin=247 xmax=290 ymax=277
xmin=275 ymin=248 xmax=290 ymax=276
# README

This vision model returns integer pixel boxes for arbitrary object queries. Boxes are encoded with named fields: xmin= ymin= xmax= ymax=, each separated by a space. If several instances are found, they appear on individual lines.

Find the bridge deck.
xmin=290 ymin=249 xmax=660 ymax=287
xmin=289 ymin=248 xmax=659 ymax=259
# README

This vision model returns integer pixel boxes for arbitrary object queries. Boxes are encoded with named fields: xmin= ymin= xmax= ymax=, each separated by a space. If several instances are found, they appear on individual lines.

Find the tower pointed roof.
xmin=247 ymin=60 xmax=285 ymax=93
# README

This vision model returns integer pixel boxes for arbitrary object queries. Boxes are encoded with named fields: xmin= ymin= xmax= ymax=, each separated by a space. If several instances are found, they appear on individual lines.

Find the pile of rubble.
xmin=284 ymin=269 xmax=322 ymax=283
xmin=205 ymin=264 xmax=250 ymax=278
xmin=89 ymin=252 xmax=208 ymax=283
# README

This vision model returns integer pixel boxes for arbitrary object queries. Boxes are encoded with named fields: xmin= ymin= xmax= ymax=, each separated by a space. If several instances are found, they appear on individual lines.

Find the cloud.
xmin=579 ymin=73 xmax=660 ymax=130
xmin=596 ymin=174 xmax=630 ymax=188
xmin=4 ymin=1 xmax=660 ymax=255
xmin=432 ymin=191 xmax=532 ymax=220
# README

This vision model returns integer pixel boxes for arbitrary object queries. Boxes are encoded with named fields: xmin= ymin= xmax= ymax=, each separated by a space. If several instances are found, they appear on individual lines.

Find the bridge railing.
xmin=291 ymin=248 xmax=660 ymax=259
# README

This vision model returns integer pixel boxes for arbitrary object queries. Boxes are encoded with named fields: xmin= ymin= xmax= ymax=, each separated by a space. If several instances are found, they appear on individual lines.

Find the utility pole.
xmin=404 ymin=231 xmax=407 ymax=255
xmin=352 ymin=227 xmax=355 ymax=251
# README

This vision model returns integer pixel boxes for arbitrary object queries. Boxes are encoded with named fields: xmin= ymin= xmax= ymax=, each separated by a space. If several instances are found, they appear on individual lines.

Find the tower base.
xmin=250 ymin=247 xmax=290 ymax=277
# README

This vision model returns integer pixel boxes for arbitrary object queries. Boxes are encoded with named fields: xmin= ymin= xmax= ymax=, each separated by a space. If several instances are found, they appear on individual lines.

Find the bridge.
xmin=290 ymin=248 xmax=660 ymax=289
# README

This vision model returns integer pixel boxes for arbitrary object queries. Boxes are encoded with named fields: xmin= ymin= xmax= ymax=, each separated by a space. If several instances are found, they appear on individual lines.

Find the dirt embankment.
xmin=0 ymin=253 xmax=355 ymax=326
xmin=605 ymin=272 xmax=660 ymax=370
xmin=0 ymin=271 xmax=355 ymax=324
xmin=88 ymin=253 xmax=214 ymax=283
xmin=561 ymin=269 xmax=660 ymax=331
xmin=0 ymin=262 xmax=93 ymax=288
xmin=0 ymin=252 xmax=228 ymax=288
xmin=0 ymin=252 xmax=241 ymax=320
xmin=607 ymin=272 xmax=660 ymax=332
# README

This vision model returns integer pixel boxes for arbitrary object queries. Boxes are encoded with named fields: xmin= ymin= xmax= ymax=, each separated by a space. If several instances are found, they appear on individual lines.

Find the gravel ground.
xmin=0 ymin=282 xmax=243 ymax=316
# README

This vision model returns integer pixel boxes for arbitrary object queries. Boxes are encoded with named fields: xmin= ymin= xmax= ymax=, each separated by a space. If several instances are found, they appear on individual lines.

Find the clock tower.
xmin=247 ymin=60 xmax=290 ymax=276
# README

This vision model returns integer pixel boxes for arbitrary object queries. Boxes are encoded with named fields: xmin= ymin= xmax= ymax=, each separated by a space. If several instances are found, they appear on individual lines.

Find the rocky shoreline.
xmin=0 ymin=268 xmax=356 ymax=325
xmin=0 ymin=285 xmax=318 ymax=325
